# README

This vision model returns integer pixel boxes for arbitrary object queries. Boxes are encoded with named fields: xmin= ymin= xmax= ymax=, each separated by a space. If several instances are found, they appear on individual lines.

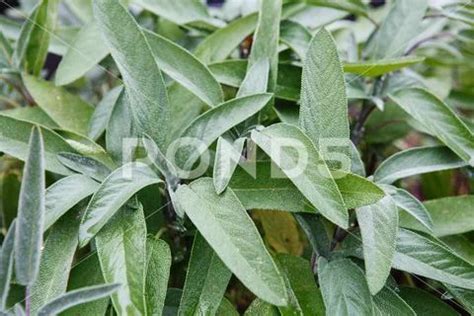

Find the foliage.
xmin=0 ymin=0 xmax=473 ymax=315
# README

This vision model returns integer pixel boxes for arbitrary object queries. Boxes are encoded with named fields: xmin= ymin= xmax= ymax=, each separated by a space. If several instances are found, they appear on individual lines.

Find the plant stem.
xmin=351 ymin=101 xmax=376 ymax=146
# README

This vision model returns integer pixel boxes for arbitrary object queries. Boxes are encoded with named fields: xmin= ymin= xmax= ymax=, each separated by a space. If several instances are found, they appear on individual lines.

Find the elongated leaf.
xmin=194 ymin=13 xmax=258 ymax=64
xmin=373 ymin=286 xmax=415 ymax=316
xmin=294 ymin=214 xmax=331 ymax=258
xmin=373 ymin=146 xmax=468 ymax=184
xmin=2 ymin=106 xmax=58 ymax=129
xmin=356 ymin=196 xmax=399 ymax=295
xmin=144 ymin=30 xmax=223 ymax=107
xmin=175 ymin=178 xmax=288 ymax=306
xmin=96 ymin=205 xmax=147 ymax=315
xmin=299 ymin=28 xmax=350 ymax=166
xmin=0 ymin=115 xmax=75 ymax=175
xmin=142 ymin=134 xmax=179 ymax=188
xmin=398 ymin=287 xmax=459 ymax=316
xmin=400 ymin=195 xmax=474 ymax=237
xmin=55 ymin=21 xmax=109 ymax=86
xmin=237 ymin=59 xmax=269 ymax=98
xmin=179 ymin=233 xmax=231 ymax=315
xmin=13 ymin=0 xmax=58 ymax=75
xmin=366 ymin=0 xmax=428 ymax=59
xmin=62 ymin=255 xmax=109 ymax=316
xmin=344 ymin=56 xmax=425 ymax=77
xmin=23 ymin=74 xmax=94 ymax=135
xmin=14 ymin=126 xmax=44 ymax=285
xmin=88 ymin=86 xmax=123 ymax=141
xmin=244 ymin=299 xmax=279 ymax=316
xmin=176 ymin=93 xmax=272 ymax=170
xmin=306 ymin=0 xmax=368 ymax=17
xmin=37 ymin=284 xmax=120 ymax=316
xmin=248 ymin=0 xmax=281 ymax=95
xmin=251 ymin=124 xmax=348 ymax=228
xmin=393 ymin=229 xmax=474 ymax=290
xmin=384 ymin=185 xmax=433 ymax=232
xmin=145 ymin=238 xmax=171 ymax=316
xmin=30 ymin=211 xmax=80 ymax=314
xmin=79 ymin=162 xmax=161 ymax=247
xmin=0 ymin=221 xmax=15 ymax=309
xmin=445 ymin=283 xmax=474 ymax=314
xmin=57 ymin=152 xmax=111 ymax=182
xmin=318 ymin=258 xmax=374 ymax=316
xmin=276 ymin=254 xmax=325 ymax=315
xmin=94 ymin=0 xmax=170 ymax=150
xmin=279 ymin=20 xmax=311 ymax=61
xmin=213 ymin=137 xmax=245 ymax=194
xmin=389 ymin=88 xmax=474 ymax=164
xmin=44 ymin=174 xmax=99 ymax=230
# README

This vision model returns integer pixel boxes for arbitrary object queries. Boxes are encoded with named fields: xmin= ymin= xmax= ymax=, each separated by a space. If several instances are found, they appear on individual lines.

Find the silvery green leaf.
xmin=237 ymin=59 xmax=269 ymax=98
xmin=373 ymin=146 xmax=468 ymax=184
xmin=79 ymin=162 xmax=162 ymax=247
xmin=88 ymin=86 xmax=123 ymax=141
xmin=142 ymin=134 xmax=179 ymax=187
xmin=178 ymin=233 xmax=231 ymax=315
xmin=175 ymin=178 xmax=288 ymax=306
xmin=373 ymin=286 xmax=415 ymax=316
xmin=57 ymin=152 xmax=112 ymax=182
xmin=37 ymin=284 xmax=120 ymax=316
xmin=343 ymin=56 xmax=425 ymax=77
xmin=279 ymin=20 xmax=311 ymax=60
xmin=213 ymin=137 xmax=245 ymax=195
xmin=145 ymin=238 xmax=171 ymax=316
xmin=306 ymin=0 xmax=368 ymax=17
xmin=398 ymin=286 xmax=459 ymax=316
xmin=94 ymin=0 xmax=170 ymax=151
xmin=356 ymin=196 xmax=399 ymax=295
xmin=14 ymin=126 xmax=45 ymax=286
xmin=0 ymin=221 xmax=16 ymax=309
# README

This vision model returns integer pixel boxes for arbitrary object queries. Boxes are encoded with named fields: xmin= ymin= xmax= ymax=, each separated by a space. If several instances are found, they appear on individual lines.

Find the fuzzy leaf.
xmin=88 ymin=86 xmax=123 ymax=141
xmin=343 ymin=56 xmax=425 ymax=77
xmin=279 ymin=20 xmax=311 ymax=61
xmin=0 ymin=221 xmax=16 ymax=309
xmin=213 ymin=137 xmax=245 ymax=195
xmin=145 ymin=238 xmax=171 ymax=316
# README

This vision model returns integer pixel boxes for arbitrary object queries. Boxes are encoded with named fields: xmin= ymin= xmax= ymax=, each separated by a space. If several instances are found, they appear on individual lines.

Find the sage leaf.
xmin=37 ymin=284 xmax=120 ymax=316
xmin=79 ymin=162 xmax=162 ymax=247
xmin=57 ymin=152 xmax=111 ymax=182
xmin=94 ymin=0 xmax=170 ymax=150
xmin=145 ymin=238 xmax=171 ymax=316
xmin=251 ymin=124 xmax=348 ymax=228
xmin=213 ymin=137 xmax=245 ymax=195
xmin=14 ymin=126 xmax=45 ymax=286
xmin=398 ymin=287 xmax=459 ymax=316
xmin=175 ymin=178 xmax=288 ymax=306
xmin=306 ymin=0 xmax=368 ymax=18
xmin=356 ymin=196 xmax=399 ymax=295
xmin=178 ymin=233 xmax=231 ymax=315
xmin=244 ymin=299 xmax=279 ymax=315
xmin=373 ymin=286 xmax=415 ymax=316
xmin=344 ymin=56 xmax=425 ymax=77
xmin=389 ymin=88 xmax=474 ymax=165
xmin=373 ymin=146 xmax=468 ymax=184
xmin=0 ymin=221 xmax=16 ymax=309
xmin=88 ymin=86 xmax=123 ymax=141
xmin=96 ymin=205 xmax=147 ymax=315
xmin=279 ymin=20 xmax=311 ymax=61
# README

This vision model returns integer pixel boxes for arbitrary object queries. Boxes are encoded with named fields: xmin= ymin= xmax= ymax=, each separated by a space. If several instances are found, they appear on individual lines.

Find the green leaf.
xmin=399 ymin=196 xmax=474 ymax=237
xmin=135 ymin=0 xmax=223 ymax=30
xmin=175 ymin=178 xmax=288 ymax=306
xmin=445 ymin=283 xmax=474 ymax=314
xmin=88 ymin=86 xmax=123 ymax=141
xmin=0 ymin=115 xmax=75 ymax=175
xmin=194 ymin=13 xmax=258 ymax=64
xmin=244 ymin=298 xmax=279 ymax=316
xmin=0 ymin=221 xmax=15 ymax=310
xmin=294 ymin=214 xmax=331 ymax=258
xmin=144 ymin=30 xmax=223 ymax=107
xmin=178 ymin=233 xmax=231 ymax=315
xmin=251 ymin=124 xmax=348 ymax=228
xmin=96 ymin=205 xmax=147 ymax=315
xmin=79 ymin=162 xmax=162 ymax=247
xmin=23 ymin=74 xmax=94 ymax=135
xmin=373 ymin=286 xmax=416 ymax=316
xmin=393 ymin=229 xmax=474 ymax=290
xmin=300 ymin=28 xmax=349 ymax=147
xmin=383 ymin=185 xmax=433 ymax=232
xmin=94 ymin=0 xmax=170 ymax=151
xmin=30 ymin=210 xmax=80 ymax=314
xmin=318 ymin=258 xmax=374 ymax=316
xmin=13 ymin=0 xmax=58 ymax=75
xmin=1 ymin=106 xmax=58 ymax=129
xmin=373 ymin=146 xmax=468 ymax=184
xmin=55 ymin=21 xmax=109 ymax=86
xmin=213 ymin=137 xmax=245 ymax=194
xmin=389 ymin=88 xmax=474 ymax=165
xmin=145 ymin=238 xmax=171 ymax=316
xmin=356 ymin=196 xmax=399 ymax=295
xmin=365 ymin=0 xmax=428 ymax=59
xmin=248 ymin=0 xmax=281 ymax=94
xmin=398 ymin=287 xmax=459 ymax=316
xmin=142 ymin=134 xmax=179 ymax=187
xmin=57 ymin=152 xmax=111 ymax=182
xmin=279 ymin=20 xmax=311 ymax=61
xmin=37 ymin=284 xmax=120 ymax=316
xmin=343 ymin=56 xmax=425 ymax=77
xmin=237 ymin=59 xmax=269 ymax=98
xmin=276 ymin=254 xmax=325 ymax=315
xmin=14 ymin=126 xmax=44 ymax=286
xmin=44 ymin=174 xmax=99 ymax=230
xmin=62 ymin=254 xmax=109 ymax=316
xmin=176 ymin=93 xmax=272 ymax=170
xmin=306 ymin=0 xmax=368 ymax=18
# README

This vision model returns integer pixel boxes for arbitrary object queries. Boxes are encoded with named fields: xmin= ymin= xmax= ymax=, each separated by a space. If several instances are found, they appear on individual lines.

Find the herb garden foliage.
xmin=0 ymin=0 xmax=473 ymax=315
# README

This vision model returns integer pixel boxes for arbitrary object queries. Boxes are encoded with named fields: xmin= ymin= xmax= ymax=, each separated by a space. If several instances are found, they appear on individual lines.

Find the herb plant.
xmin=0 ymin=0 xmax=473 ymax=315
